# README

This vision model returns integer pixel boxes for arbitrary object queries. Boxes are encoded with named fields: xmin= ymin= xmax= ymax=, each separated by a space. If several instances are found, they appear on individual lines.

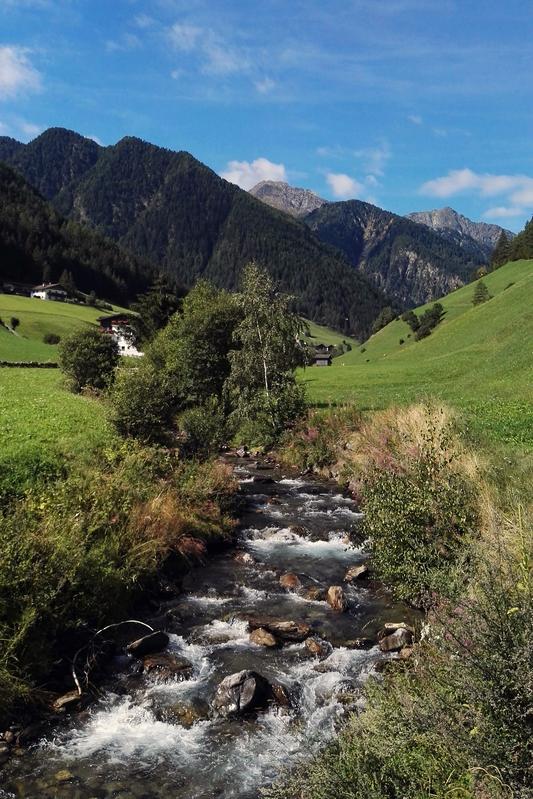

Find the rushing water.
xmin=1 ymin=458 xmax=410 ymax=799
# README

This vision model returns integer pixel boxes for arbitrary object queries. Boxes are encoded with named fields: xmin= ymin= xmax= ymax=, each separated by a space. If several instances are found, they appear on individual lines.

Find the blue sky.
xmin=1 ymin=0 xmax=532 ymax=230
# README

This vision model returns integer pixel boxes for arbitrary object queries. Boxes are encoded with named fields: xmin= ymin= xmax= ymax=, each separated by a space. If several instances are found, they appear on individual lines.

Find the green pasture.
xmin=0 ymin=294 xmax=128 ymax=362
xmin=301 ymin=260 xmax=533 ymax=448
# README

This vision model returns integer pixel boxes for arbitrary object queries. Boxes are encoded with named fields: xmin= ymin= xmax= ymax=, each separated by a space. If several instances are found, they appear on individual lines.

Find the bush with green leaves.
xmin=59 ymin=327 xmax=119 ymax=392
xmin=111 ymin=363 xmax=175 ymax=442
xmin=43 ymin=332 xmax=61 ymax=345
xmin=179 ymin=398 xmax=230 ymax=458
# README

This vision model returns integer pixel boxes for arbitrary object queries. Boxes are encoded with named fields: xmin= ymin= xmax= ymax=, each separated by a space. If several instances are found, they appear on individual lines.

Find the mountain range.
xmin=249 ymin=181 xmax=515 ymax=307
xmin=406 ymin=207 xmax=515 ymax=261
xmin=0 ymin=128 xmax=519 ymax=336
xmin=0 ymin=128 xmax=384 ymax=338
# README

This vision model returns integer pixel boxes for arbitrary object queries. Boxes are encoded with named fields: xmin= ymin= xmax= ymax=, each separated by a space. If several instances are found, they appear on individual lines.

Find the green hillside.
xmin=301 ymin=260 xmax=533 ymax=448
xmin=302 ymin=319 xmax=358 ymax=352
xmin=0 ymin=295 xmax=128 ymax=362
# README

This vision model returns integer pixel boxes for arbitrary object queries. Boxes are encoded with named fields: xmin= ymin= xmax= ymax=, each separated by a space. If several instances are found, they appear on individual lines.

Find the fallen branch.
xmin=71 ymin=619 xmax=154 ymax=695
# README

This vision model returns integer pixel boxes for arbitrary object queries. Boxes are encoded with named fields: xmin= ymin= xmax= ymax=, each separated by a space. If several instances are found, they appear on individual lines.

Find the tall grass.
xmin=0 ymin=444 xmax=237 ymax=723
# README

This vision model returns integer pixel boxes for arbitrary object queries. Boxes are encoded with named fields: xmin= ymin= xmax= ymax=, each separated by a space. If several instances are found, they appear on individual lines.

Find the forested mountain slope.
xmin=0 ymin=129 xmax=386 ymax=337
xmin=0 ymin=162 xmax=157 ymax=304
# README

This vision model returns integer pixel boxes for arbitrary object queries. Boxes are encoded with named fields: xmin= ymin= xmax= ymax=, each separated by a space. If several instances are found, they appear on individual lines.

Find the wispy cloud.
xmin=420 ymin=168 xmax=533 ymax=205
xmin=254 ymin=77 xmax=275 ymax=94
xmin=354 ymin=139 xmax=391 ymax=176
xmin=168 ymin=22 xmax=202 ymax=51
xmin=221 ymin=157 xmax=287 ymax=190
xmin=0 ymin=45 xmax=41 ymax=100
xmin=483 ymin=206 xmax=525 ymax=220
xmin=326 ymin=172 xmax=364 ymax=199
xmin=106 ymin=33 xmax=142 ymax=53
xmin=168 ymin=22 xmax=249 ymax=76
xmin=408 ymin=114 xmax=423 ymax=124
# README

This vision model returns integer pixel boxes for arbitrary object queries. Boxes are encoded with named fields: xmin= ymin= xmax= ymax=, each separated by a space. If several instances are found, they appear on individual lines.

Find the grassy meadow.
xmin=301 ymin=260 xmax=533 ymax=448
xmin=302 ymin=318 xmax=357 ymax=352
xmin=0 ymin=294 xmax=128 ymax=362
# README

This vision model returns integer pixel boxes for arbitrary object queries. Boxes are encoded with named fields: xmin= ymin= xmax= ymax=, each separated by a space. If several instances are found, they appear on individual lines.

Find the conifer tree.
xmin=490 ymin=232 xmax=511 ymax=269
xmin=472 ymin=280 xmax=491 ymax=306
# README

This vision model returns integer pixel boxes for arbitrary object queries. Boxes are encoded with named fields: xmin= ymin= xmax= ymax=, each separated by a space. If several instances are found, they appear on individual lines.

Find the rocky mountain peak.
xmin=249 ymin=180 xmax=327 ymax=218
xmin=406 ymin=207 xmax=515 ymax=259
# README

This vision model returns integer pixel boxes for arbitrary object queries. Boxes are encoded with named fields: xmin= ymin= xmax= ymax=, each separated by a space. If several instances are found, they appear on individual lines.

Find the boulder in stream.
xmin=344 ymin=564 xmax=368 ymax=582
xmin=211 ymin=670 xmax=272 ymax=717
xmin=126 ymin=630 xmax=169 ymax=658
xmin=303 ymin=586 xmax=325 ymax=601
xmin=326 ymin=586 xmax=348 ymax=612
xmin=250 ymin=627 xmax=279 ymax=648
xmin=242 ymin=615 xmax=311 ymax=642
xmin=233 ymin=550 xmax=256 ymax=566
xmin=142 ymin=653 xmax=193 ymax=680
xmin=279 ymin=572 xmax=302 ymax=592
xmin=379 ymin=628 xmax=413 ymax=653
xmin=305 ymin=637 xmax=331 ymax=659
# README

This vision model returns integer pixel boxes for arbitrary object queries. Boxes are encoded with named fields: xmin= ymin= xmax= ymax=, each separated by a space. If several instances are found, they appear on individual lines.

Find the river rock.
xmin=233 ymin=550 xmax=255 ymax=566
xmin=380 ymin=622 xmax=415 ymax=636
xmin=244 ymin=616 xmax=311 ymax=642
xmin=271 ymin=683 xmax=291 ymax=707
xmin=344 ymin=564 xmax=368 ymax=582
xmin=305 ymin=637 xmax=331 ymax=658
xmin=54 ymin=770 xmax=74 ymax=783
xmin=326 ymin=586 xmax=348 ymax=612
xmin=211 ymin=670 xmax=271 ymax=717
xmin=52 ymin=690 xmax=81 ymax=713
xmin=126 ymin=630 xmax=169 ymax=658
xmin=0 ymin=742 xmax=10 ymax=766
xmin=279 ymin=572 xmax=302 ymax=592
xmin=167 ymin=701 xmax=208 ymax=728
xmin=236 ymin=447 xmax=249 ymax=458
xmin=379 ymin=628 xmax=413 ymax=653
xmin=289 ymin=525 xmax=307 ymax=536
xmin=398 ymin=646 xmax=414 ymax=660
xmin=250 ymin=627 xmax=278 ymax=647
xmin=142 ymin=653 xmax=193 ymax=680
xmin=344 ymin=637 xmax=374 ymax=649
xmin=303 ymin=586 xmax=325 ymax=601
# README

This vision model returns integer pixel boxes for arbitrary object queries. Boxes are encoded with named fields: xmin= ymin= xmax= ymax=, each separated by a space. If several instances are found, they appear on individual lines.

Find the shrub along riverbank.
xmin=269 ymin=404 xmax=532 ymax=798
xmin=0 ymin=444 xmax=238 ymax=726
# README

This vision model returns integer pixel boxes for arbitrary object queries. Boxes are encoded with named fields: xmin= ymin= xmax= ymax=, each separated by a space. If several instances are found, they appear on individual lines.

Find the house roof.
xmin=315 ymin=353 xmax=332 ymax=361
xmin=97 ymin=313 xmax=135 ymax=323
xmin=32 ymin=283 xmax=68 ymax=291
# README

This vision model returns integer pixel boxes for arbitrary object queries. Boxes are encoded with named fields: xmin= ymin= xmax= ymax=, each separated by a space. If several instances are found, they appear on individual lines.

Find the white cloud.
xmin=88 ymin=134 xmax=103 ymax=145
xmin=355 ymin=140 xmax=391 ymax=176
xmin=255 ymin=77 xmax=275 ymax=94
xmin=168 ymin=22 xmax=249 ymax=77
xmin=106 ymin=33 xmax=141 ymax=53
xmin=326 ymin=172 xmax=364 ymax=199
xmin=0 ymin=45 xmax=41 ymax=100
xmin=408 ymin=114 xmax=423 ymax=124
xmin=420 ymin=168 xmax=533 ymax=207
xmin=202 ymin=42 xmax=246 ymax=75
xmin=221 ymin=157 xmax=287 ymax=190
xmin=168 ymin=23 xmax=202 ymax=51
xmin=18 ymin=119 xmax=41 ymax=138
xmin=134 ymin=14 xmax=155 ymax=29
xmin=482 ymin=206 xmax=525 ymax=219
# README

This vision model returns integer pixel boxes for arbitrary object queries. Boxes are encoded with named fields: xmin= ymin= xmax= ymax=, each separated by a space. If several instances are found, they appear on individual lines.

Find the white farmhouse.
xmin=31 ymin=283 xmax=69 ymax=301
xmin=97 ymin=313 xmax=143 ymax=357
